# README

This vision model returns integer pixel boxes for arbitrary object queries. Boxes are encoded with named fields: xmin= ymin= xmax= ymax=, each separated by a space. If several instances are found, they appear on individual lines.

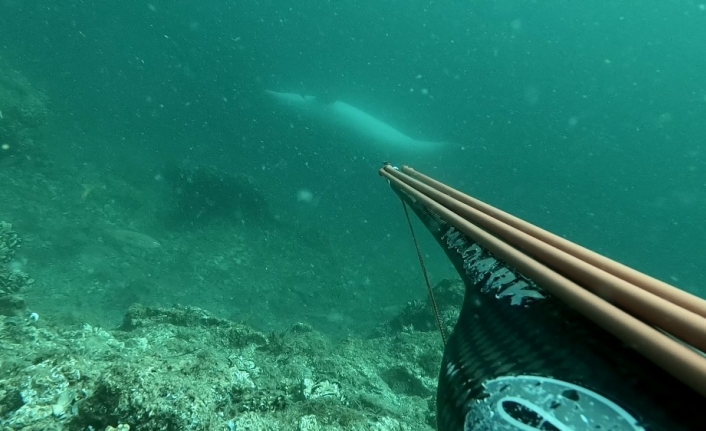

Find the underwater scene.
xmin=1 ymin=1 xmax=705 ymax=430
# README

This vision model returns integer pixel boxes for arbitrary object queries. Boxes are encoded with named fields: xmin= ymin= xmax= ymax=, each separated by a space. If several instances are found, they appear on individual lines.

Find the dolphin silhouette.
xmin=265 ymin=90 xmax=447 ymax=154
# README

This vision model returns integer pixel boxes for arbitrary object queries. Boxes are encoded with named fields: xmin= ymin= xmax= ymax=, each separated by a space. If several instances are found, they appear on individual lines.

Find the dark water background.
xmin=1 ymin=1 xmax=704 ymax=326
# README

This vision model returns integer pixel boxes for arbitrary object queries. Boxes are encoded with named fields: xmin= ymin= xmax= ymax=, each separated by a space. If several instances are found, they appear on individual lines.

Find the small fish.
xmin=107 ymin=229 xmax=161 ymax=249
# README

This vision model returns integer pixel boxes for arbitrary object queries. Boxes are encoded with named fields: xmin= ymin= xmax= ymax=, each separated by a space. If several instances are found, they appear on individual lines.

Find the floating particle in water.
xmin=296 ymin=189 xmax=314 ymax=203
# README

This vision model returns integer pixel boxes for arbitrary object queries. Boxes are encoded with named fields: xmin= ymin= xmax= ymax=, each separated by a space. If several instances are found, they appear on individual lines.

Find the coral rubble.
xmin=0 ymin=303 xmax=440 ymax=430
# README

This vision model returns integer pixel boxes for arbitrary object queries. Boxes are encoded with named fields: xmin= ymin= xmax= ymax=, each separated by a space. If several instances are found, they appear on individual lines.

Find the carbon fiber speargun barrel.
xmin=390 ymin=185 xmax=704 ymax=431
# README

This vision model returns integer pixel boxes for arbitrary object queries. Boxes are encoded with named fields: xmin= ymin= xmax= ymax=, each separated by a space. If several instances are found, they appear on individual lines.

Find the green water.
xmin=1 ymin=1 xmax=704 ymax=332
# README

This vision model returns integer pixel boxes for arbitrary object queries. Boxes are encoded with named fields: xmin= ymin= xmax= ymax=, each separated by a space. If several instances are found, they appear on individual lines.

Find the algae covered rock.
xmin=0 ymin=221 xmax=21 ymax=265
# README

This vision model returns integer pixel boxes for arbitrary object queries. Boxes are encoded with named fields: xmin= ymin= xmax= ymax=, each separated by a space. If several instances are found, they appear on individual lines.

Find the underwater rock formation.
xmin=0 ymin=303 xmax=440 ymax=430
xmin=0 ymin=56 xmax=48 ymax=163
xmin=164 ymin=163 xmax=271 ymax=226
xmin=0 ymin=221 xmax=33 ymax=316
xmin=373 ymin=278 xmax=464 ymax=337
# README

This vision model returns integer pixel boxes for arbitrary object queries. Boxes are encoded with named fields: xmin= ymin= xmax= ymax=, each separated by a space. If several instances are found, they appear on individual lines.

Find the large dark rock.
xmin=164 ymin=163 xmax=272 ymax=225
